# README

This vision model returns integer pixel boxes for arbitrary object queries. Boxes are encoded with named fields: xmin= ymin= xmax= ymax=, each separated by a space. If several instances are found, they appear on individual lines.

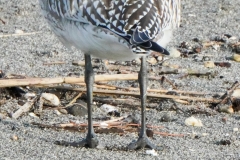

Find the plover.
xmin=39 ymin=0 xmax=180 ymax=150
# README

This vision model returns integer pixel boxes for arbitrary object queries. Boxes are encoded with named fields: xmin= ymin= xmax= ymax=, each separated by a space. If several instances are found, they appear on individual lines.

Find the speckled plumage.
xmin=39 ymin=0 xmax=180 ymax=60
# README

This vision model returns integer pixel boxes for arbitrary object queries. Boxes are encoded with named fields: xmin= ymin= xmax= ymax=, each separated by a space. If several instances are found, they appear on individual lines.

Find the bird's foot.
xmin=55 ymin=136 xmax=99 ymax=148
xmin=127 ymin=136 xmax=156 ymax=150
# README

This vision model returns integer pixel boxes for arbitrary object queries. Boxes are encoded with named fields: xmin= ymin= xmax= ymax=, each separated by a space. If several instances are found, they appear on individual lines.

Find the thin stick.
xmin=0 ymin=32 xmax=42 ymax=38
xmin=11 ymin=98 xmax=37 ymax=119
xmin=43 ymin=61 xmax=66 ymax=65
xmin=0 ymin=74 xmax=138 ymax=88
xmin=65 ymin=92 xmax=83 ymax=107
xmin=154 ymin=131 xmax=185 ymax=137
xmin=219 ymin=81 xmax=240 ymax=104
xmin=53 ymin=86 xmax=220 ymax=103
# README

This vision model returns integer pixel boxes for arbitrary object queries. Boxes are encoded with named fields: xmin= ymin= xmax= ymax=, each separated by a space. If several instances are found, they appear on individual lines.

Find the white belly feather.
xmin=47 ymin=18 xmax=145 ymax=61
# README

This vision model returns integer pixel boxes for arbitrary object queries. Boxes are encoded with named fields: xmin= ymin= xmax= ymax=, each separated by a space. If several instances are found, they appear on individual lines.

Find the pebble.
xmin=193 ymin=47 xmax=202 ymax=53
xmin=232 ymin=98 xmax=240 ymax=112
xmin=232 ymin=53 xmax=240 ymax=62
xmin=59 ymin=109 xmax=68 ymax=114
xmin=202 ymin=133 xmax=209 ymax=136
xmin=204 ymin=61 xmax=215 ymax=68
xmin=232 ymin=89 xmax=240 ymax=97
xmin=146 ymin=149 xmax=158 ymax=156
xmin=185 ymin=116 xmax=203 ymax=127
xmin=15 ymin=29 xmax=24 ymax=34
xmin=219 ymin=105 xmax=234 ymax=114
xmin=24 ymin=93 xmax=36 ymax=99
xmin=100 ymin=104 xmax=118 ymax=113
xmin=160 ymin=113 xmax=173 ymax=122
xmin=193 ymin=55 xmax=202 ymax=62
xmin=54 ymin=110 xmax=62 ymax=115
xmin=212 ymin=44 xmax=220 ymax=51
xmin=169 ymin=48 xmax=181 ymax=57
xmin=222 ymin=117 xmax=227 ymax=123
xmin=28 ymin=112 xmax=39 ymax=118
xmin=11 ymin=135 xmax=19 ymax=141
xmin=233 ymin=128 xmax=238 ymax=132
xmin=67 ymin=104 xmax=88 ymax=117
xmin=203 ymin=56 xmax=211 ymax=61
xmin=147 ymin=57 xmax=157 ymax=65
xmin=41 ymin=93 xmax=60 ymax=106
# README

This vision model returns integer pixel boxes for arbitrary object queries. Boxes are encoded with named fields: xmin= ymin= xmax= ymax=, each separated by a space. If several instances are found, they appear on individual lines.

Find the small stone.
xmin=212 ymin=44 xmax=220 ymax=50
xmin=169 ymin=48 xmax=181 ymax=57
xmin=146 ymin=149 xmax=158 ymax=156
xmin=204 ymin=61 xmax=215 ymax=68
xmin=233 ymin=128 xmax=238 ymax=132
xmin=232 ymin=89 xmax=240 ymax=97
xmin=54 ymin=110 xmax=62 ymax=115
xmin=203 ymin=56 xmax=211 ymax=61
xmin=147 ymin=57 xmax=157 ymax=65
xmin=214 ymin=62 xmax=231 ymax=68
xmin=162 ymin=61 xmax=170 ymax=66
xmin=24 ymin=93 xmax=36 ymax=99
xmin=192 ymin=38 xmax=200 ymax=42
xmin=67 ymin=104 xmax=88 ymax=117
xmin=169 ymin=64 xmax=180 ymax=69
xmin=193 ymin=55 xmax=202 ymax=62
xmin=99 ymin=122 xmax=108 ymax=128
xmin=193 ymin=47 xmax=202 ymax=53
xmin=100 ymin=104 xmax=120 ymax=117
xmin=232 ymin=98 xmax=240 ymax=112
xmin=15 ymin=29 xmax=24 ymax=34
xmin=41 ymin=93 xmax=60 ymax=106
xmin=202 ymin=133 xmax=209 ymax=136
xmin=28 ymin=112 xmax=39 ymax=118
xmin=11 ymin=135 xmax=19 ymax=141
xmin=222 ymin=117 xmax=227 ymax=123
xmin=72 ymin=61 xmax=85 ymax=66
xmin=0 ymin=113 xmax=6 ymax=119
xmin=185 ymin=116 xmax=203 ymax=127
xmin=218 ymin=140 xmax=231 ymax=145
xmin=146 ymin=129 xmax=154 ymax=138
xmin=59 ymin=109 xmax=68 ymax=114
xmin=180 ymin=41 xmax=188 ymax=48
xmin=219 ymin=105 xmax=234 ymax=114
xmin=232 ymin=54 xmax=240 ymax=62
xmin=160 ymin=113 xmax=172 ymax=122
xmin=229 ymin=36 xmax=237 ymax=40
xmin=157 ymin=56 xmax=163 ymax=61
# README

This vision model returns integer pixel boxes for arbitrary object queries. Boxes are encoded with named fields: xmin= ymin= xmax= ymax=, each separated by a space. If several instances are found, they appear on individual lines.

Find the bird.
xmin=39 ymin=0 xmax=180 ymax=150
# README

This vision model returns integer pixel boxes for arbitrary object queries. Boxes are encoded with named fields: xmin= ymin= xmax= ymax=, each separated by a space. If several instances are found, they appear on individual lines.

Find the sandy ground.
xmin=0 ymin=0 xmax=240 ymax=159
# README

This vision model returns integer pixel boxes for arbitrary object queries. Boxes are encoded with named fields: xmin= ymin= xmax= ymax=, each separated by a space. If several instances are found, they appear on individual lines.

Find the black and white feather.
xmin=39 ymin=0 xmax=180 ymax=60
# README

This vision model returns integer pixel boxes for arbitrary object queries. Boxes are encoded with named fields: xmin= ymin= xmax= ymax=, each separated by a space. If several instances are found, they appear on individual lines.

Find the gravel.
xmin=0 ymin=0 xmax=240 ymax=159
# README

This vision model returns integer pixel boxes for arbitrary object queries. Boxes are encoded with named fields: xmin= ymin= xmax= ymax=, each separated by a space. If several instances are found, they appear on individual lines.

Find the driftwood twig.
xmin=0 ymin=74 xmax=138 ymax=88
xmin=53 ymin=86 xmax=220 ymax=103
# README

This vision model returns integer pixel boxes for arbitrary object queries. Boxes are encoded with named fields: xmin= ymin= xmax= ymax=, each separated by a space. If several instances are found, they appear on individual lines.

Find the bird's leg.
xmin=55 ymin=54 xmax=98 ymax=148
xmin=127 ymin=56 xmax=156 ymax=150
xmin=84 ymin=54 xmax=99 ymax=148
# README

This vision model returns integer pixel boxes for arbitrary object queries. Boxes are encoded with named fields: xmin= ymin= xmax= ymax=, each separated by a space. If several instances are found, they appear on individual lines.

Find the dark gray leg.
xmin=55 ymin=54 xmax=98 ymax=148
xmin=84 ymin=54 xmax=99 ymax=148
xmin=128 ymin=56 xmax=156 ymax=150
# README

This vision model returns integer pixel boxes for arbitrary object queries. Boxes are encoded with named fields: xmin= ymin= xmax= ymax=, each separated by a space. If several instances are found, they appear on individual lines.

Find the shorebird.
xmin=39 ymin=0 xmax=180 ymax=150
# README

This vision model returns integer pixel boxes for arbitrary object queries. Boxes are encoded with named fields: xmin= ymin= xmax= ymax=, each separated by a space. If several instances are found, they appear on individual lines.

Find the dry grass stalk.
xmin=53 ymin=86 xmax=220 ymax=103
xmin=0 ymin=74 xmax=138 ymax=88
xmin=0 ymin=32 xmax=41 ymax=38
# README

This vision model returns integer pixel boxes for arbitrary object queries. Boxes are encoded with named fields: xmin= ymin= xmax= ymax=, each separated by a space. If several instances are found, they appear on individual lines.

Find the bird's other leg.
xmin=127 ymin=56 xmax=156 ymax=150
xmin=55 ymin=54 xmax=98 ymax=148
